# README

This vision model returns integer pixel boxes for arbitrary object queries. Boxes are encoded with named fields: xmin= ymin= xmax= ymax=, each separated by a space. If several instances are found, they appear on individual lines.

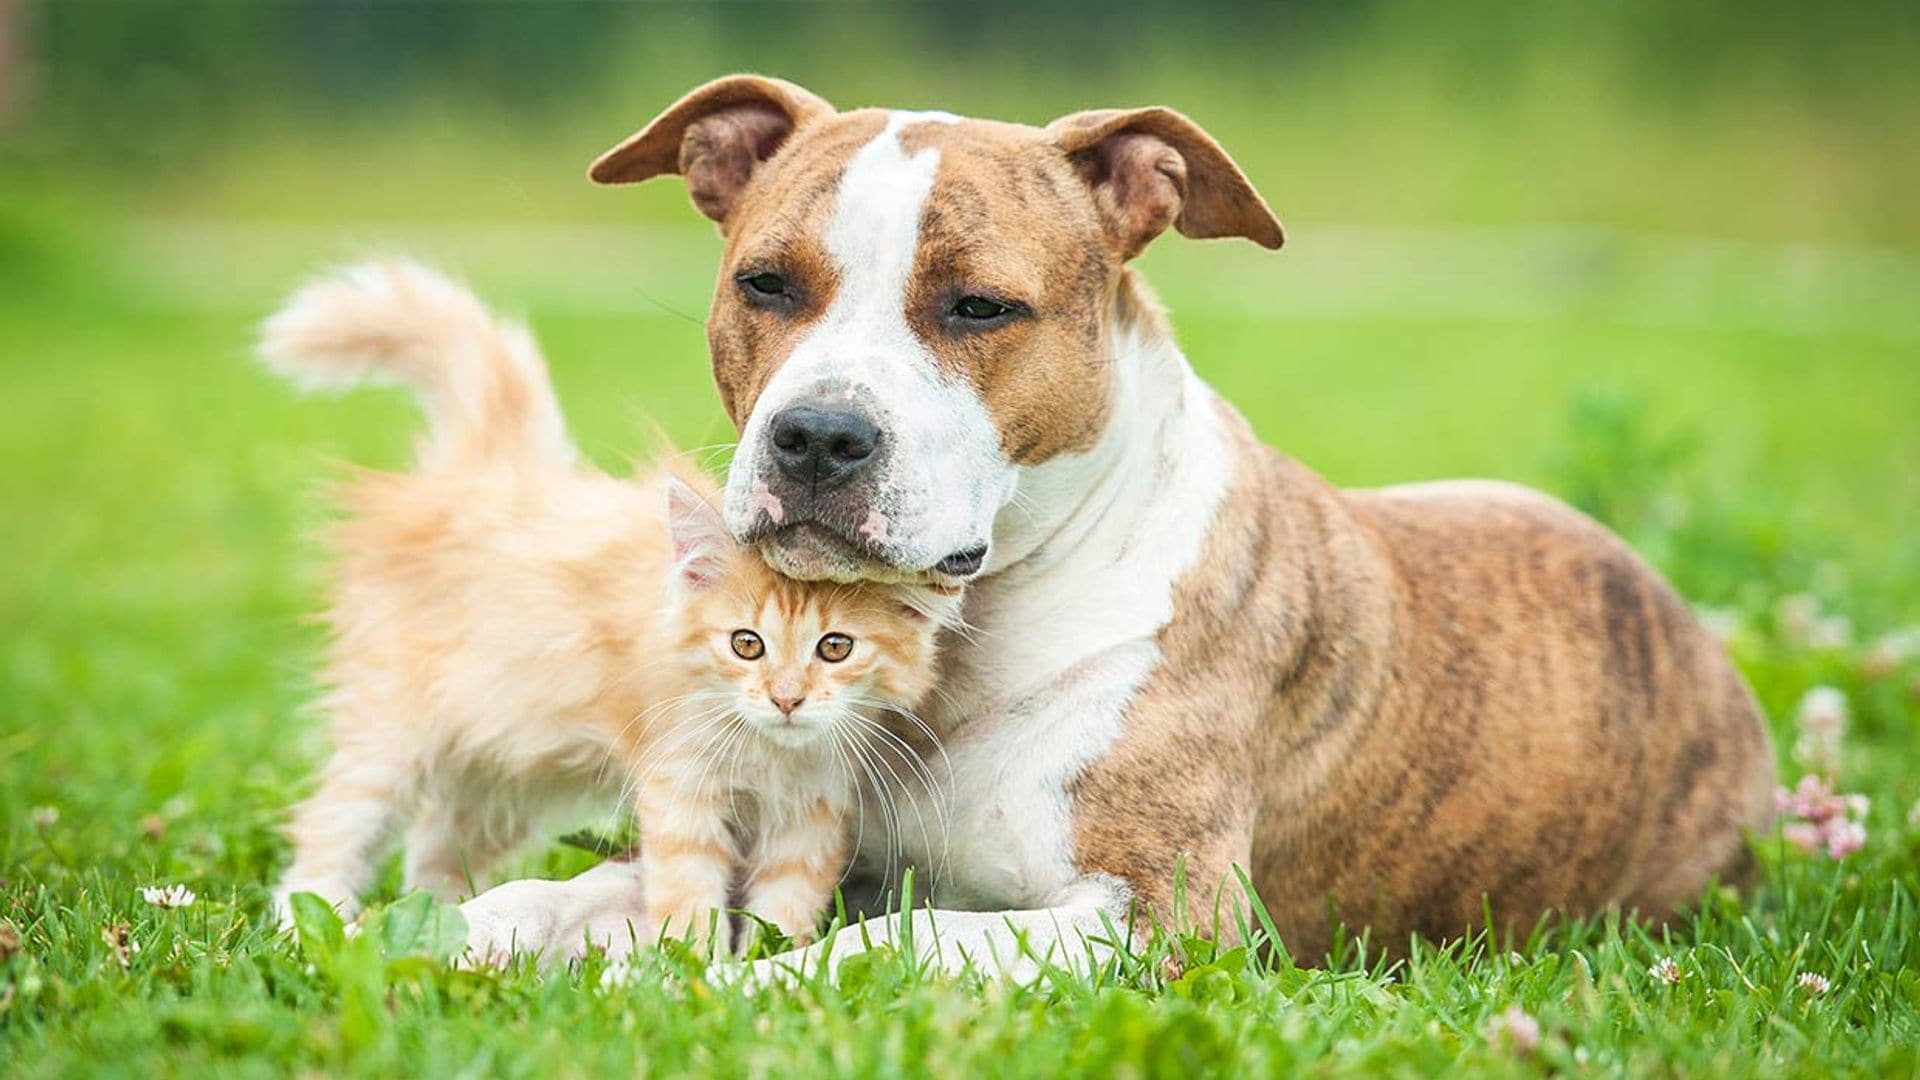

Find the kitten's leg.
xmin=408 ymin=787 xmax=540 ymax=900
xmin=401 ymin=798 xmax=472 ymax=901
xmin=402 ymin=794 xmax=531 ymax=902
xmin=274 ymin=748 xmax=413 ymax=927
xmin=740 ymin=793 xmax=851 ymax=950
xmin=637 ymin=773 xmax=737 ymax=956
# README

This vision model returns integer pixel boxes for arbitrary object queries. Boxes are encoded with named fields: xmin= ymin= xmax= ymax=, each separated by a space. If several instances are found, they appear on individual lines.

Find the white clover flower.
xmin=1861 ymin=626 xmax=1920 ymax=678
xmin=1796 ymin=687 xmax=1849 ymax=734
xmin=1648 ymin=956 xmax=1684 ymax=986
xmin=139 ymin=885 xmax=196 ymax=910
xmin=1775 ymin=594 xmax=1820 ymax=645
xmin=30 ymin=806 xmax=58 ymax=829
xmin=1809 ymin=615 xmax=1853 ymax=651
xmin=1488 ymin=1006 xmax=1541 ymax=1053
xmin=1791 ymin=687 xmax=1849 ymax=773
xmin=1795 ymin=972 xmax=1831 ymax=995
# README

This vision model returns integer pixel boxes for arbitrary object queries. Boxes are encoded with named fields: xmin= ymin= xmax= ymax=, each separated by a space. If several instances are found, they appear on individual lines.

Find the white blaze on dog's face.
xmin=591 ymin=77 xmax=1283 ymax=583
xmin=725 ymin=110 xmax=1013 ymax=582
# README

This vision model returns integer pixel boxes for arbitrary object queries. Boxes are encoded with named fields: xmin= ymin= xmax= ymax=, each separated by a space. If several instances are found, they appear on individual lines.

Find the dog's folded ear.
xmin=1046 ymin=107 xmax=1284 ymax=259
xmin=590 ymin=75 xmax=835 ymax=224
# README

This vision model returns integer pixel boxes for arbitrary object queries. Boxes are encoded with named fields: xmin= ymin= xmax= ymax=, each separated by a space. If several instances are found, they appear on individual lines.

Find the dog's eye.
xmin=730 ymin=630 xmax=765 ymax=660
xmin=738 ymin=271 xmax=789 ymax=298
xmin=952 ymin=295 xmax=1012 ymax=321
xmin=816 ymin=633 xmax=854 ymax=663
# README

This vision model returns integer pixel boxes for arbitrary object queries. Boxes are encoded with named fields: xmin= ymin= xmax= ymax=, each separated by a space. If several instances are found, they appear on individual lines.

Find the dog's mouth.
xmin=933 ymin=544 xmax=989 ymax=578
xmin=756 ymin=523 xmax=878 ymax=583
xmin=755 ymin=523 xmax=988 ymax=586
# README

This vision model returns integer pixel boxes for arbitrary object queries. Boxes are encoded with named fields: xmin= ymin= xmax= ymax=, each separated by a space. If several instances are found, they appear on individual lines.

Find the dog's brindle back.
xmin=1074 ymin=401 xmax=1773 ymax=957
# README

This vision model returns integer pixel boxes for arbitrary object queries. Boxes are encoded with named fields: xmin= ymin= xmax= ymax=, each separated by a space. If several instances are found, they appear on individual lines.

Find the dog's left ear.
xmin=1046 ymin=107 xmax=1284 ymax=260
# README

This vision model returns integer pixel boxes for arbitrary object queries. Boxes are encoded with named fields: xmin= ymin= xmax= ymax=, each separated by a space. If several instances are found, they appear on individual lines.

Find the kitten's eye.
xmin=738 ymin=271 xmax=789 ymax=298
xmin=730 ymin=630 xmax=765 ymax=661
xmin=816 ymin=633 xmax=854 ymax=663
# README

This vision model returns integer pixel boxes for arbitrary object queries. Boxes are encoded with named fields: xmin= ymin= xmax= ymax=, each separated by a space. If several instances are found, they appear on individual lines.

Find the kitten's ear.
xmin=664 ymin=477 xmax=732 ymax=590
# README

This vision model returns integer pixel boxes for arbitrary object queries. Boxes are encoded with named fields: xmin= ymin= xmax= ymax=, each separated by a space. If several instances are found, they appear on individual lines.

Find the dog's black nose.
xmin=769 ymin=405 xmax=879 ymax=489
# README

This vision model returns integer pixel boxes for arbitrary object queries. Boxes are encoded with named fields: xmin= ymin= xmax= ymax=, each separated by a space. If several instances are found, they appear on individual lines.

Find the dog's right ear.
xmin=589 ymin=75 xmax=835 ymax=224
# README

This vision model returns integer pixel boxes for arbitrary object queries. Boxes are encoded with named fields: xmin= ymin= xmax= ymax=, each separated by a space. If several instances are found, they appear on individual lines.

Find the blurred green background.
xmin=2 ymin=0 xmax=1918 ymax=791
xmin=3 ymin=6 xmax=1920 ymax=1072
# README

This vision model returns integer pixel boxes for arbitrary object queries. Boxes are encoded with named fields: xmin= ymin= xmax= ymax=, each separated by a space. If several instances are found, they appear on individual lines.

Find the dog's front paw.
xmin=708 ymin=939 xmax=828 ymax=990
xmin=457 ymin=878 xmax=564 ymax=969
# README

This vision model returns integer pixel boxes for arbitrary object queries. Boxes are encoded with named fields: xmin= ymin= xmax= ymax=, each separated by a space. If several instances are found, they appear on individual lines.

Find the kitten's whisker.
xmin=621 ymin=703 xmax=737 ymax=792
xmin=843 ymin=699 xmax=953 ymax=793
xmin=846 ymin=699 xmax=958 ymax=885
xmin=605 ymin=691 xmax=736 ymax=769
xmin=685 ymin=713 xmax=750 ymax=799
xmin=846 ymin=717 xmax=946 ymax=883
xmin=720 ymin=721 xmax=759 ymax=829
xmin=823 ymin=732 xmax=868 ymax=892
xmin=841 ymin=731 xmax=904 ymax=890
xmin=943 ymin=616 xmax=989 ymax=647
xmin=844 ymin=708 xmax=948 ymax=819
xmin=595 ymin=691 xmax=736 ymax=785
xmin=850 ymin=728 xmax=921 ymax=892
xmin=610 ymin=705 xmax=737 ymax=825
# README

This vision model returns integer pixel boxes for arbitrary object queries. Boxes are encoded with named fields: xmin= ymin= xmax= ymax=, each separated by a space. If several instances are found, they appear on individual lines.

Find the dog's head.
xmin=593 ymin=76 xmax=1282 ymax=583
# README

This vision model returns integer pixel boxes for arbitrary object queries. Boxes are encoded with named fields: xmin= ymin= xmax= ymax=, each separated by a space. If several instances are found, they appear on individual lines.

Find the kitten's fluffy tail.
xmin=258 ymin=258 xmax=575 ymax=469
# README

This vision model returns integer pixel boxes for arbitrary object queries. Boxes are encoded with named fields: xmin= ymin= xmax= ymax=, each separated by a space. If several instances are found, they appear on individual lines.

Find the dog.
xmin=456 ymin=76 xmax=1775 ymax=976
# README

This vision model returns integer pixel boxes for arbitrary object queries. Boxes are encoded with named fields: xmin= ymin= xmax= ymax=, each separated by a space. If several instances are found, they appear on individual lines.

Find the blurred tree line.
xmin=12 ymin=0 xmax=1916 ymax=155
xmin=1 ymin=0 xmax=1916 ymax=245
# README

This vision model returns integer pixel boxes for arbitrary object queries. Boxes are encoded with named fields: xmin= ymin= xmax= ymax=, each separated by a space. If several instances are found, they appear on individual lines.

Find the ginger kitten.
xmin=261 ymin=260 xmax=952 ymax=952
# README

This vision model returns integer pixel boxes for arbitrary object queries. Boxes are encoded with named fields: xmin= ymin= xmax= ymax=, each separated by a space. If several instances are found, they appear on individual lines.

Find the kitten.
xmin=260 ymin=259 xmax=952 ymax=952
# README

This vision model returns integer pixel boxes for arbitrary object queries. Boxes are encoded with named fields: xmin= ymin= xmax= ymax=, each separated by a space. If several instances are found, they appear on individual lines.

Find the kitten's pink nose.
xmin=772 ymin=695 xmax=806 ymax=717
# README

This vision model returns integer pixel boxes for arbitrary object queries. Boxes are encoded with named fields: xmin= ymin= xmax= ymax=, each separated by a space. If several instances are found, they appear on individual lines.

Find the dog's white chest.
xmin=857 ymin=622 xmax=1166 ymax=909
xmin=852 ymin=359 xmax=1237 ymax=910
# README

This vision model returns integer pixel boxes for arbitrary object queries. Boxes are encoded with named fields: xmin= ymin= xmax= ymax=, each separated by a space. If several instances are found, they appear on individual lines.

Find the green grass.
xmin=3 ymin=209 xmax=1919 ymax=1075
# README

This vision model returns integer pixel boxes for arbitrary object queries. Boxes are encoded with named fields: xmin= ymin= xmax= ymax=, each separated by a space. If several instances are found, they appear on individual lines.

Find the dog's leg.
xmin=729 ymin=876 xmax=1129 ymax=986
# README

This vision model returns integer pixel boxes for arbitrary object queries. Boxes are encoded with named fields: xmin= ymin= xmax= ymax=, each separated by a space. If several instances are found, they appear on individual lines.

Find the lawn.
xmin=3 ymin=139 xmax=1920 ymax=1073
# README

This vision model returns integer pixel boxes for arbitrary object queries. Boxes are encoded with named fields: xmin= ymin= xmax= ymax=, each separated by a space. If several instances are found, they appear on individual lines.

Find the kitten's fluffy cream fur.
xmin=261 ymin=260 xmax=949 ymax=951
